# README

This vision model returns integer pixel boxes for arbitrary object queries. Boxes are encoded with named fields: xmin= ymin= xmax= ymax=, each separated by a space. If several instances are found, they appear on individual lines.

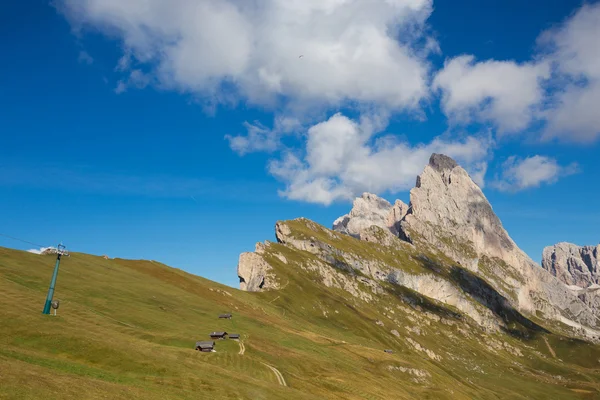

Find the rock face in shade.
xmin=542 ymin=243 xmax=600 ymax=288
xmin=332 ymin=193 xmax=408 ymax=238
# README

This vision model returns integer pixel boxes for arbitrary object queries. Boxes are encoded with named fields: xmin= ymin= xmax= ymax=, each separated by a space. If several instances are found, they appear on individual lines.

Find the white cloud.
xmin=269 ymin=113 xmax=492 ymax=205
xmin=55 ymin=0 xmax=598 ymax=206
xmin=434 ymin=3 xmax=600 ymax=142
xmin=77 ymin=50 xmax=94 ymax=64
xmin=491 ymin=155 xmax=579 ymax=192
xmin=539 ymin=2 xmax=600 ymax=142
xmin=57 ymin=0 xmax=435 ymax=113
xmin=225 ymin=116 xmax=302 ymax=155
xmin=433 ymin=55 xmax=550 ymax=133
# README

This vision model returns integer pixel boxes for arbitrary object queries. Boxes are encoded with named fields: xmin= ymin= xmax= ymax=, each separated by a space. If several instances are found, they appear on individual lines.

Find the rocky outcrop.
xmin=574 ymin=285 xmax=600 ymax=313
xmin=237 ymin=153 xmax=600 ymax=341
xmin=237 ymin=243 xmax=280 ymax=291
xmin=542 ymin=243 xmax=600 ymax=288
xmin=398 ymin=154 xmax=600 ymax=337
xmin=359 ymin=225 xmax=404 ymax=248
xmin=275 ymin=219 xmax=390 ymax=281
xmin=400 ymin=153 xmax=516 ymax=268
xmin=388 ymin=269 xmax=500 ymax=332
xmin=333 ymin=193 xmax=408 ymax=237
xmin=274 ymin=219 xmax=506 ymax=333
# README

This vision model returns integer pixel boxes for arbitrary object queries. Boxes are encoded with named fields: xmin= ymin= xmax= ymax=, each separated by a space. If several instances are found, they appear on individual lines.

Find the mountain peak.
xmin=239 ymin=152 xmax=600 ymax=342
xmin=332 ymin=193 xmax=408 ymax=238
xmin=428 ymin=153 xmax=458 ymax=172
xmin=405 ymin=153 xmax=509 ymax=255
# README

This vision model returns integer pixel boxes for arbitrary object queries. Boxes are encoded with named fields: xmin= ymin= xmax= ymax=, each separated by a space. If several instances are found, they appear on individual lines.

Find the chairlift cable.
xmin=0 ymin=232 xmax=46 ymax=249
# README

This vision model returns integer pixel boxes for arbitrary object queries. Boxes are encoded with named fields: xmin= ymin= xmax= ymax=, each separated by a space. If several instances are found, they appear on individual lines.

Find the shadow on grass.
xmin=382 ymin=282 xmax=463 ymax=321
xmin=418 ymin=255 xmax=549 ymax=339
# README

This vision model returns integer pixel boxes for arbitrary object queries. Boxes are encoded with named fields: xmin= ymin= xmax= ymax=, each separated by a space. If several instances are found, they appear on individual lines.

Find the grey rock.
xmin=359 ymin=225 xmax=403 ymax=248
xmin=388 ymin=269 xmax=500 ymax=332
xmin=428 ymin=153 xmax=458 ymax=173
xmin=238 ymin=152 xmax=600 ymax=342
xmin=398 ymin=153 xmax=600 ymax=339
xmin=237 ymin=251 xmax=279 ymax=292
xmin=333 ymin=193 xmax=408 ymax=237
xmin=542 ymin=243 xmax=599 ymax=288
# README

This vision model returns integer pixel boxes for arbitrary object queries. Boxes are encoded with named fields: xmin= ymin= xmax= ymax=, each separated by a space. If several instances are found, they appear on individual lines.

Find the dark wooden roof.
xmin=195 ymin=341 xmax=215 ymax=348
xmin=209 ymin=331 xmax=228 ymax=336
xmin=229 ymin=333 xmax=240 ymax=339
xmin=218 ymin=313 xmax=232 ymax=318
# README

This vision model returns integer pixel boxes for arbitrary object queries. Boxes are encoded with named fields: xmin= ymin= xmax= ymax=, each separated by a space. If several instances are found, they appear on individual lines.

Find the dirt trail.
xmin=238 ymin=340 xmax=245 ymax=355
xmin=543 ymin=337 xmax=557 ymax=358
xmin=261 ymin=362 xmax=287 ymax=386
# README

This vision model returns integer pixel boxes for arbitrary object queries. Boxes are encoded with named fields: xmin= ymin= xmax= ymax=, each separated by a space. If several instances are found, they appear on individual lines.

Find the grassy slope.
xmin=1 ymin=222 xmax=599 ymax=399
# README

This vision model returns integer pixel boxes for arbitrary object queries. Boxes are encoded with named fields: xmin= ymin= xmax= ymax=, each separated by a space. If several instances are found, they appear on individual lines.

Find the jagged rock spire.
xmin=402 ymin=153 xmax=515 ymax=262
xmin=332 ymin=193 xmax=408 ymax=238
xmin=428 ymin=153 xmax=458 ymax=172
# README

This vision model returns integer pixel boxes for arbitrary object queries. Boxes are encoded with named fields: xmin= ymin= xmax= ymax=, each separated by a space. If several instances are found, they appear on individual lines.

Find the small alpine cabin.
xmin=219 ymin=313 xmax=232 ymax=319
xmin=209 ymin=331 xmax=228 ymax=340
xmin=195 ymin=341 xmax=215 ymax=352
xmin=229 ymin=333 xmax=240 ymax=340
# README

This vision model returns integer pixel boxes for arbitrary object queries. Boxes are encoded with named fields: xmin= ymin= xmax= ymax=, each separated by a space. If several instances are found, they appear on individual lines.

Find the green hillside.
xmin=1 ymin=221 xmax=600 ymax=399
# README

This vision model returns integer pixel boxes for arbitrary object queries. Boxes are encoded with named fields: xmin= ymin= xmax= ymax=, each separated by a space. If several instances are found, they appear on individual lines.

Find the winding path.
xmin=543 ymin=337 xmax=557 ymax=358
xmin=261 ymin=362 xmax=287 ymax=386
xmin=238 ymin=340 xmax=246 ymax=355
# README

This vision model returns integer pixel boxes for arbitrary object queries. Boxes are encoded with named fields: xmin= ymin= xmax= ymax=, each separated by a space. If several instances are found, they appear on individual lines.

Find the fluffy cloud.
xmin=269 ymin=113 xmax=492 ymax=205
xmin=434 ymin=3 xmax=600 ymax=142
xmin=491 ymin=155 xmax=579 ymax=192
xmin=225 ymin=116 xmax=302 ymax=155
xmin=433 ymin=56 xmax=550 ymax=133
xmin=56 ymin=0 xmax=597 ymax=205
xmin=57 ymin=0 xmax=435 ymax=113
xmin=539 ymin=2 xmax=600 ymax=142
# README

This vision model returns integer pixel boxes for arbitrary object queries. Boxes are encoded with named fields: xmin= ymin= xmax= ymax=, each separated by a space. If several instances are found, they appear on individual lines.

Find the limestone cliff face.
xmin=275 ymin=219 xmax=501 ymax=332
xmin=333 ymin=193 xmax=408 ymax=238
xmin=398 ymin=154 xmax=599 ymax=336
xmin=542 ymin=243 xmax=600 ymax=288
xmin=237 ymin=242 xmax=280 ymax=291
xmin=236 ymin=153 xmax=600 ymax=341
xmin=400 ymin=153 xmax=515 ymax=264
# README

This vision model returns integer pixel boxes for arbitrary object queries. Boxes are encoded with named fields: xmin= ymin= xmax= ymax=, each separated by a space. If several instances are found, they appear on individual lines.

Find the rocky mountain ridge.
xmin=238 ymin=154 xmax=600 ymax=342
xmin=332 ymin=193 xmax=409 ymax=238
xmin=542 ymin=242 xmax=599 ymax=288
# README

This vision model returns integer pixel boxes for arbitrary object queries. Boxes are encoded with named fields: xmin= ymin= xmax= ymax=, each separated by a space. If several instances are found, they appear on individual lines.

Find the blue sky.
xmin=1 ymin=0 xmax=598 ymax=288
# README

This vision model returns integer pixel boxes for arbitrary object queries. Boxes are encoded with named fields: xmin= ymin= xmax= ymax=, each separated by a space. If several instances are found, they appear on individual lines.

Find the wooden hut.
xmin=229 ymin=333 xmax=240 ymax=340
xmin=195 ymin=341 xmax=215 ymax=352
xmin=218 ymin=313 xmax=232 ymax=319
xmin=209 ymin=331 xmax=228 ymax=340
